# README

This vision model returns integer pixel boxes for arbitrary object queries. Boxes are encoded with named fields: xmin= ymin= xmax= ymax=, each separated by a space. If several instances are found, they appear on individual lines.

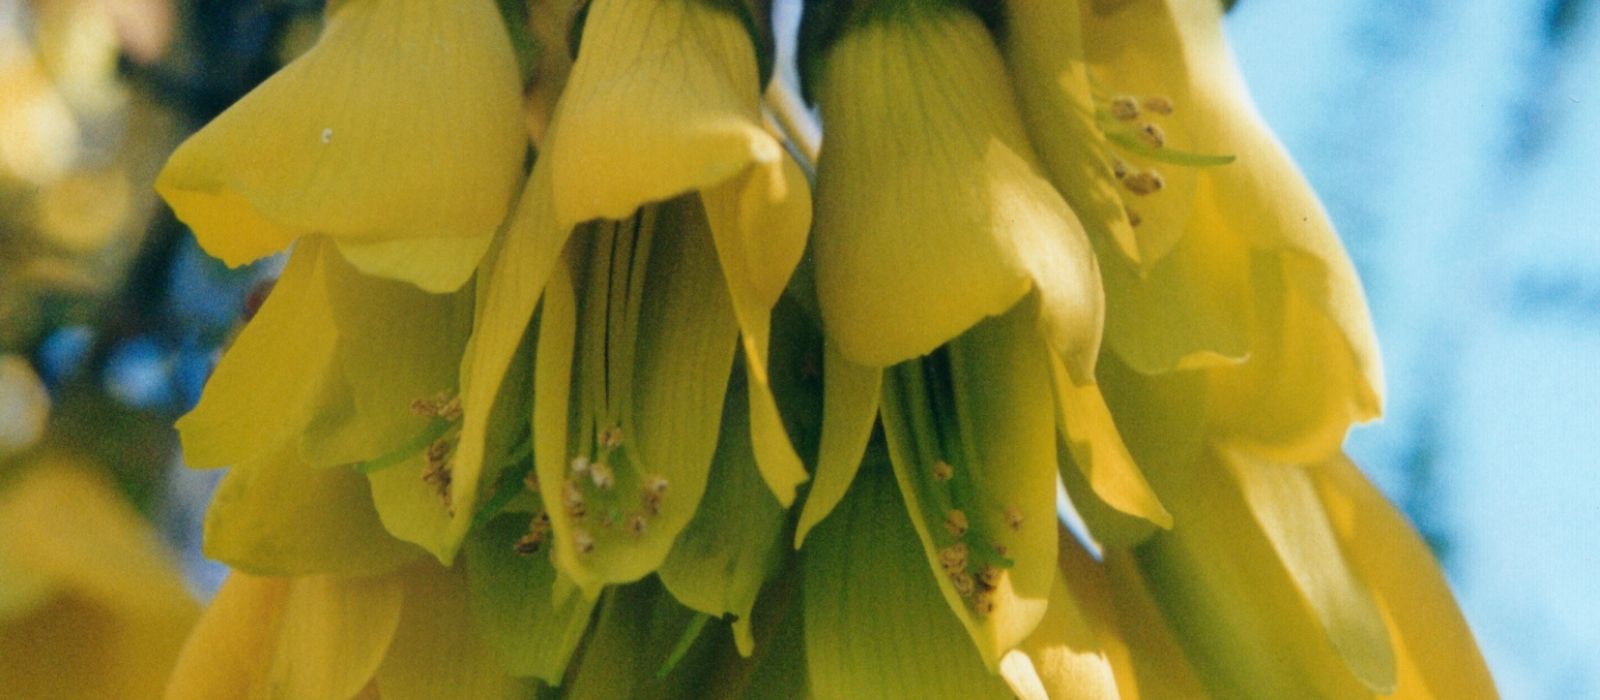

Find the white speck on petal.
xmin=321 ymin=128 xmax=333 ymax=144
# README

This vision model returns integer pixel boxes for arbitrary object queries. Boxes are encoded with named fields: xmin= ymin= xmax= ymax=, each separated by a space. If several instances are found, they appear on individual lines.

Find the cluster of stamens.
xmin=924 ymin=460 xmax=1017 ymax=618
xmin=1103 ymin=93 xmax=1181 ymax=227
xmin=560 ymin=424 xmax=669 ymax=556
xmin=411 ymin=391 xmax=464 ymax=511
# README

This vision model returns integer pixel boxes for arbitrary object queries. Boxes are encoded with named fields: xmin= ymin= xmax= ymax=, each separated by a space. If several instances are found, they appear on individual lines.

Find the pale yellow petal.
xmin=164 ymin=573 xmax=289 ymax=700
xmin=204 ymin=441 xmax=422 ymax=576
xmin=551 ymin=0 xmax=777 ymax=226
xmin=266 ymin=574 xmax=404 ymax=699
xmin=702 ymin=154 xmax=813 ymax=505
xmin=376 ymin=563 xmax=533 ymax=700
xmin=155 ymin=0 xmax=523 ymax=278
xmin=793 ymin=341 xmax=881 ymax=547
xmin=1050 ymin=358 xmax=1171 ymax=529
xmin=811 ymin=8 xmax=1101 ymax=373
xmin=448 ymin=144 xmax=571 ymax=557
xmin=1001 ymin=547 xmax=1121 ymax=700
xmin=177 ymin=241 xmax=335 ymax=468
xmin=1313 ymin=455 xmax=1497 ymax=699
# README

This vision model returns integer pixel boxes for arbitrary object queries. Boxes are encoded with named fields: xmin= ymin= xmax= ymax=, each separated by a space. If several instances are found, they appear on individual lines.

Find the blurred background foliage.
xmin=0 ymin=0 xmax=1595 ymax=696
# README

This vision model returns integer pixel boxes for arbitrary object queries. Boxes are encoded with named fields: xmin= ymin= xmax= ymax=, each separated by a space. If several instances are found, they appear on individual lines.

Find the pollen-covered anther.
xmin=944 ymin=509 xmax=969 ymax=538
xmin=977 ymin=565 xmax=1003 ymax=589
xmin=1111 ymin=157 xmax=1130 ymax=180
xmin=1143 ymin=95 xmax=1175 ymax=115
xmin=973 ymin=590 xmax=996 ymax=617
xmin=1004 ymin=506 xmax=1025 ymax=532
xmin=569 ymin=456 xmax=591 ymax=477
xmin=1123 ymin=170 xmax=1165 ymax=196
xmin=421 ymin=459 xmax=452 ymax=508
xmin=624 ymin=513 xmax=648 ymax=538
xmin=931 ymin=461 xmax=954 ymax=482
xmin=939 ymin=543 xmax=970 ymax=574
xmin=1138 ymin=122 xmax=1167 ymax=148
xmin=573 ymin=529 xmax=595 ymax=555
xmin=437 ymin=396 xmax=463 ymax=422
xmin=514 ymin=516 xmax=549 ymax=555
xmin=598 ymin=425 xmax=624 ymax=450
xmin=640 ymin=474 xmax=669 ymax=515
xmin=950 ymin=570 xmax=976 ymax=597
xmin=1126 ymin=206 xmax=1143 ymax=228
xmin=562 ymin=480 xmax=586 ymax=519
xmin=1110 ymin=95 xmax=1140 ymax=121
xmin=589 ymin=462 xmax=615 ymax=490
xmin=522 ymin=470 xmax=540 ymax=493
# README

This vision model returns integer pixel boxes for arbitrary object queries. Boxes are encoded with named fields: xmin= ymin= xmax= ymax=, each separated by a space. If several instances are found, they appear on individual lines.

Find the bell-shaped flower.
xmin=999 ymin=0 xmax=1381 ymax=464
xmin=155 ymin=0 xmax=526 ymax=293
xmin=448 ymin=0 xmax=812 ymax=598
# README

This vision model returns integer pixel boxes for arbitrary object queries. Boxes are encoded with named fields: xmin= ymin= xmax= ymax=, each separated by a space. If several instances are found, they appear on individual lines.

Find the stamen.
xmin=931 ymin=461 xmax=954 ymax=482
xmin=1126 ymin=206 xmax=1143 ymax=228
xmin=1122 ymin=170 xmax=1165 ymax=196
xmin=939 ymin=543 xmax=970 ymax=574
xmin=437 ymin=396 xmax=462 ymax=422
xmin=562 ymin=480 xmax=587 ymax=519
xmin=944 ymin=509 xmax=970 ymax=538
xmin=599 ymin=425 xmax=624 ymax=450
xmin=514 ymin=531 xmax=544 ymax=555
xmin=570 ymin=456 xmax=591 ymax=477
xmin=1111 ymin=158 xmax=1129 ymax=180
xmin=573 ymin=529 xmax=595 ymax=554
xmin=640 ymin=474 xmax=669 ymax=515
xmin=589 ymin=462 xmax=615 ymax=490
xmin=1109 ymin=95 xmax=1140 ymax=121
xmin=977 ymin=565 xmax=1003 ymax=589
xmin=624 ymin=513 xmax=648 ymax=538
xmin=1137 ymin=123 xmax=1167 ymax=149
xmin=523 ymin=470 xmax=540 ymax=493
xmin=1143 ymin=95 xmax=1175 ymax=115
xmin=1004 ymin=506 xmax=1025 ymax=532
xmin=950 ymin=570 xmax=976 ymax=597
xmin=973 ymin=590 xmax=996 ymax=616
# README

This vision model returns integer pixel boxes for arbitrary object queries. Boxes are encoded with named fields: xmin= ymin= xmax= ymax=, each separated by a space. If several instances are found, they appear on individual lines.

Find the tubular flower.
xmin=158 ymin=0 xmax=1493 ymax=698
xmin=0 ymin=459 xmax=198 ymax=699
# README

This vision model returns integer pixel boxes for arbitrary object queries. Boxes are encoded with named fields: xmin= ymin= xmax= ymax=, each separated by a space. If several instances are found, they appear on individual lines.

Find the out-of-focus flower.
xmin=0 ymin=355 xmax=49 ymax=456
xmin=0 ymin=458 xmax=198 ymax=698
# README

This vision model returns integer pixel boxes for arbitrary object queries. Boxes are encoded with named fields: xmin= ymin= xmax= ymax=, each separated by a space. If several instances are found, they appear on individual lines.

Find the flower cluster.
xmin=155 ymin=0 xmax=1494 ymax=698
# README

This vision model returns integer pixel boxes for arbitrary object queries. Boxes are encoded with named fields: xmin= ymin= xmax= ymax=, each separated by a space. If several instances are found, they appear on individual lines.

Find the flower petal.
xmin=999 ymin=594 xmax=1115 ymax=700
xmin=702 ymin=153 xmax=813 ymax=505
xmin=449 ymin=146 xmax=571 ymax=557
xmin=879 ymin=302 xmax=1057 ymax=668
xmin=1098 ymin=550 xmax=1210 ymax=698
xmin=177 ymin=240 xmax=335 ymax=469
xmin=1132 ymin=444 xmax=1380 ymax=698
xmin=1313 ymin=455 xmax=1497 ymax=699
xmin=793 ymin=341 xmax=881 ymax=548
xmin=802 ymin=457 xmax=1012 ymax=699
xmin=1050 ymin=357 xmax=1171 ymax=530
xmin=204 ymin=440 xmax=422 ymax=576
xmin=811 ymin=8 xmax=1101 ymax=373
xmin=376 ymin=563 xmax=533 ymax=700
xmin=464 ymin=515 xmax=596 ymax=684
xmin=545 ymin=199 xmax=739 ymax=594
xmin=155 ymin=0 xmax=524 ymax=279
xmin=164 ymin=573 xmax=289 ymax=700
xmin=659 ymin=371 xmax=787 ymax=655
xmin=1101 ymin=189 xmax=1252 ymax=374
xmin=1221 ymin=449 xmax=1396 ymax=693
xmin=550 ymin=0 xmax=777 ymax=226
xmin=1001 ymin=0 xmax=1140 ymax=265
xmin=267 ymin=574 xmax=404 ymax=699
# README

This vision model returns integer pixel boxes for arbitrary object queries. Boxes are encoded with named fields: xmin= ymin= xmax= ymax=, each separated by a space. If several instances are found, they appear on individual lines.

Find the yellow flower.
xmin=155 ymin=0 xmax=526 ymax=292
xmin=0 ymin=355 xmax=50 ymax=457
xmin=450 ymin=0 xmax=811 ymax=604
xmin=792 ymin=3 xmax=1168 ymax=684
xmin=0 ymin=459 xmax=198 ymax=698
